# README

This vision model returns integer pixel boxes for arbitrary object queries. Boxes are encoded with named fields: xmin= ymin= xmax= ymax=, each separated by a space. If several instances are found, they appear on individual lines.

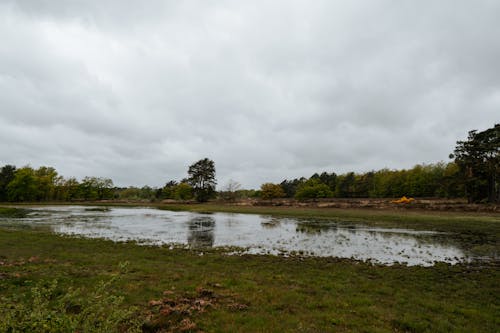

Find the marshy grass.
xmin=0 ymin=228 xmax=498 ymax=332
xmin=84 ymin=207 xmax=111 ymax=212
xmin=0 ymin=207 xmax=30 ymax=218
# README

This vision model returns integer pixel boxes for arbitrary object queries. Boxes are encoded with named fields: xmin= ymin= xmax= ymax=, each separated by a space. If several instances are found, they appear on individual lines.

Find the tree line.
xmin=262 ymin=123 xmax=498 ymax=203
xmin=268 ymin=162 xmax=463 ymax=200
xmin=1 ymin=124 xmax=498 ymax=203
xmin=0 ymin=165 xmax=115 ymax=202
xmin=0 ymin=158 xmax=217 ymax=203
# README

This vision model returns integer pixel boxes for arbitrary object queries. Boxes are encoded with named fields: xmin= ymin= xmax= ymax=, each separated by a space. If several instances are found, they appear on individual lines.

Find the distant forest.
xmin=0 ymin=124 xmax=498 ymax=203
xmin=278 ymin=162 xmax=462 ymax=199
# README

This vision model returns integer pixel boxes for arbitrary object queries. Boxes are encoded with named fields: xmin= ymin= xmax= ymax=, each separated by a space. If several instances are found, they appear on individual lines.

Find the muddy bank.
xmin=235 ymin=198 xmax=498 ymax=213
xmin=11 ymin=198 xmax=496 ymax=213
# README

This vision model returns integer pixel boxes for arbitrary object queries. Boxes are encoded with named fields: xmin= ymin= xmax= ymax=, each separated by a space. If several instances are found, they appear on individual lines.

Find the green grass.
xmin=0 ymin=227 xmax=499 ymax=332
xmin=0 ymin=206 xmax=29 ymax=218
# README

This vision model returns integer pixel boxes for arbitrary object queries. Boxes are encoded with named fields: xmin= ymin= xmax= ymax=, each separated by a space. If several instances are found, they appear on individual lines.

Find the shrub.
xmin=295 ymin=179 xmax=333 ymax=200
xmin=0 ymin=263 xmax=141 ymax=333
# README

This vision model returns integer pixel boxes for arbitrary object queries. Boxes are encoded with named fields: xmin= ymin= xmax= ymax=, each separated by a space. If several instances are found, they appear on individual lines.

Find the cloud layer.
xmin=1 ymin=1 xmax=499 ymax=188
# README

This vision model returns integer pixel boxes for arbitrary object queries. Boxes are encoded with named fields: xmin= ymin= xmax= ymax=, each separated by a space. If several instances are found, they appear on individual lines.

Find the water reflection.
xmin=261 ymin=217 xmax=282 ymax=229
xmin=0 ymin=205 xmax=495 ymax=266
xmin=291 ymin=221 xmax=465 ymax=266
xmin=187 ymin=216 xmax=215 ymax=248
xmin=296 ymin=221 xmax=338 ymax=234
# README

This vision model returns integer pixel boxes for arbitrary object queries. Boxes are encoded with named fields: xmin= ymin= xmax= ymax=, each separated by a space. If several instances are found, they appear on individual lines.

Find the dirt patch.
xmin=143 ymin=286 xmax=248 ymax=333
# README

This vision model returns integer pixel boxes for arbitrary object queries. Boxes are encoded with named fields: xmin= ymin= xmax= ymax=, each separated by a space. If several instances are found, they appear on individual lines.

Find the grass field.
xmin=0 ymin=205 xmax=499 ymax=332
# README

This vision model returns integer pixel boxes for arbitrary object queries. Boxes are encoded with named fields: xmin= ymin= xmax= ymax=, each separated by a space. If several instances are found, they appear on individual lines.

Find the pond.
xmin=0 ymin=206 xmax=493 ymax=266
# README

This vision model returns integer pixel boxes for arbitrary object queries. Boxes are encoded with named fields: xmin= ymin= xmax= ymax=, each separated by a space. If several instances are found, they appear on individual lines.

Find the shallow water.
xmin=0 ymin=206 xmax=491 ymax=266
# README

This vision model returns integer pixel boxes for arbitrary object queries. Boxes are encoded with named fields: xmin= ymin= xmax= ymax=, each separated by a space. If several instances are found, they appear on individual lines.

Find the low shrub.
xmin=0 ymin=263 xmax=141 ymax=333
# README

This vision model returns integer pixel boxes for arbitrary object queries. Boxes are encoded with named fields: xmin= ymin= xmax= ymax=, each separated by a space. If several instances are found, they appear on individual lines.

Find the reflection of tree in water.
xmin=295 ymin=221 xmax=339 ymax=234
xmin=261 ymin=217 xmax=282 ymax=229
xmin=225 ymin=216 xmax=239 ymax=227
xmin=187 ymin=216 xmax=215 ymax=248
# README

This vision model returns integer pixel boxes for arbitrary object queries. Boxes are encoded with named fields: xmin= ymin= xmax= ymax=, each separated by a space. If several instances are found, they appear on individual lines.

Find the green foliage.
xmin=187 ymin=158 xmax=217 ymax=202
xmin=116 ymin=187 xmax=142 ymax=200
xmin=35 ymin=167 xmax=60 ymax=201
xmin=6 ymin=167 xmax=38 ymax=202
xmin=0 ymin=164 xmax=119 ymax=203
xmin=277 ymin=162 xmax=464 ymax=199
xmin=335 ymin=172 xmax=356 ymax=198
xmin=452 ymin=124 xmax=499 ymax=203
xmin=137 ymin=186 xmax=155 ymax=200
xmin=80 ymin=177 xmax=114 ymax=201
xmin=160 ymin=180 xmax=179 ymax=200
xmin=277 ymin=125 xmax=497 ymax=201
xmin=0 ymin=164 xmax=16 ymax=201
xmin=260 ymin=183 xmax=285 ymax=200
xmin=58 ymin=177 xmax=80 ymax=201
xmin=173 ymin=182 xmax=194 ymax=200
xmin=295 ymin=179 xmax=333 ymax=200
xmin=280 ymin=178 xmax=306 ymax=198
xmin=282 ymin=173 xmax=336 ymax=199
xmin=240 ymin=189 xmax=260 ymax=198
xmin=116 ymin=186 xmax=159 ymax=201
xmin=0 ymin=207 xmax=29 ymax=218
xmin=0 ymin=265 xmax=141 ymax=333
xmin=159 ymin=181 xmax=194 ymax=201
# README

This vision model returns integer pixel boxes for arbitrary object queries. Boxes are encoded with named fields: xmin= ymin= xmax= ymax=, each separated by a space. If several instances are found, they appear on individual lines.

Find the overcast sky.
xmin=0 ymin=1 xmax=499 ymax=189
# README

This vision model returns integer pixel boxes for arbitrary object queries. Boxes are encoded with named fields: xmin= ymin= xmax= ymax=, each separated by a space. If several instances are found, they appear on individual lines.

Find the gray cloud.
xmin=0 ymin=1 xmax=499 ymax=188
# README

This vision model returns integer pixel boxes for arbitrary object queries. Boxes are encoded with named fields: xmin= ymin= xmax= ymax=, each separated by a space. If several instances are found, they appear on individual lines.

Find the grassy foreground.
xmin=0 ymin=225 xmax=499 ymax=332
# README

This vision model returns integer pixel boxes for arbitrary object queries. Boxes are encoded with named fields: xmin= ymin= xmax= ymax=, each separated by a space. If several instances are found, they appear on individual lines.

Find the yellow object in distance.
xmin=391 ymin=196 xmax=415 ymax=204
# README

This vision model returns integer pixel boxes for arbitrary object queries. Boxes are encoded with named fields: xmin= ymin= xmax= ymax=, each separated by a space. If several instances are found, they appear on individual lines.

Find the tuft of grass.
xmin=0 ymin=207 xmax=30 ymax=218
xmin=85 ymin=207 xmax=111 ymax=212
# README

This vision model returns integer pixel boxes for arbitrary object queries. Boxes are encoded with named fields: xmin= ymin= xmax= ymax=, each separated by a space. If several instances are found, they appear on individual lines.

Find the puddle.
xmin=0 ymin=206 xmax=495 ymax=266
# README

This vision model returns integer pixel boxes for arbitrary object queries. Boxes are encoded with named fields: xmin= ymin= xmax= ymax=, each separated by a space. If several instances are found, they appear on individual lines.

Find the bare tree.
xmin=223 ymin=179 xmax=241 ymax=202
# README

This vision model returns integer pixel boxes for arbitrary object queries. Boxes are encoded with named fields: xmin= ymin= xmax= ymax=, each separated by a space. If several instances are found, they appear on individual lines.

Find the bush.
xmin=295 ymin=179 xmax=333 ymax=200
xmin=0 ymin=263 xmax=141 ymax=333
xmin=260 ymin=183 xmax=285 ymax=200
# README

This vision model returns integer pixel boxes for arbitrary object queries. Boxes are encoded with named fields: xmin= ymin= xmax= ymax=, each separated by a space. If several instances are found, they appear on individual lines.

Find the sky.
xmin=0 ymin=1 xmax=499 ymax=189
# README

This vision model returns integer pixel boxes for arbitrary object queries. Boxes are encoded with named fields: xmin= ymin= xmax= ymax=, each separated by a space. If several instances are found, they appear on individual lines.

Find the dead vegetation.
xmin=241 ymin=197 xmax=498 ymax=212
xmin=142 ymin=286 xmax=248 ymax=333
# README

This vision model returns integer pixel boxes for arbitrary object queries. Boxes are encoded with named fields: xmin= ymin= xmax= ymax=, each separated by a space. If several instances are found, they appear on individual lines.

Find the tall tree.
xmin=355 ymin=171 xmax=375 ymax=197
xmin=187 ymin=158 xmax=216 ymax=202
xmin=35 ymin=166 xmax=59 ymax=201
xmin=6 ymin=167 xmax=37 ymax=202
xmin=335 ymin=172 xmax=356 ymax=197
xmin=0 ymin=165 xmax=16 ymax=201
xmin=94 ymin=177 xmax=114 ymax=200
xmin=280 ymin=178 xmax=305 ymax=198
xmin=451 ymin=124 xmax=499 ymax=203
xmin=79 ymin=177 xmax=114 ymax=200
xmin=62 ymin=177 xmax=80 ymax=201
xmin=318 ymin=172 xmax=337 ymax=192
